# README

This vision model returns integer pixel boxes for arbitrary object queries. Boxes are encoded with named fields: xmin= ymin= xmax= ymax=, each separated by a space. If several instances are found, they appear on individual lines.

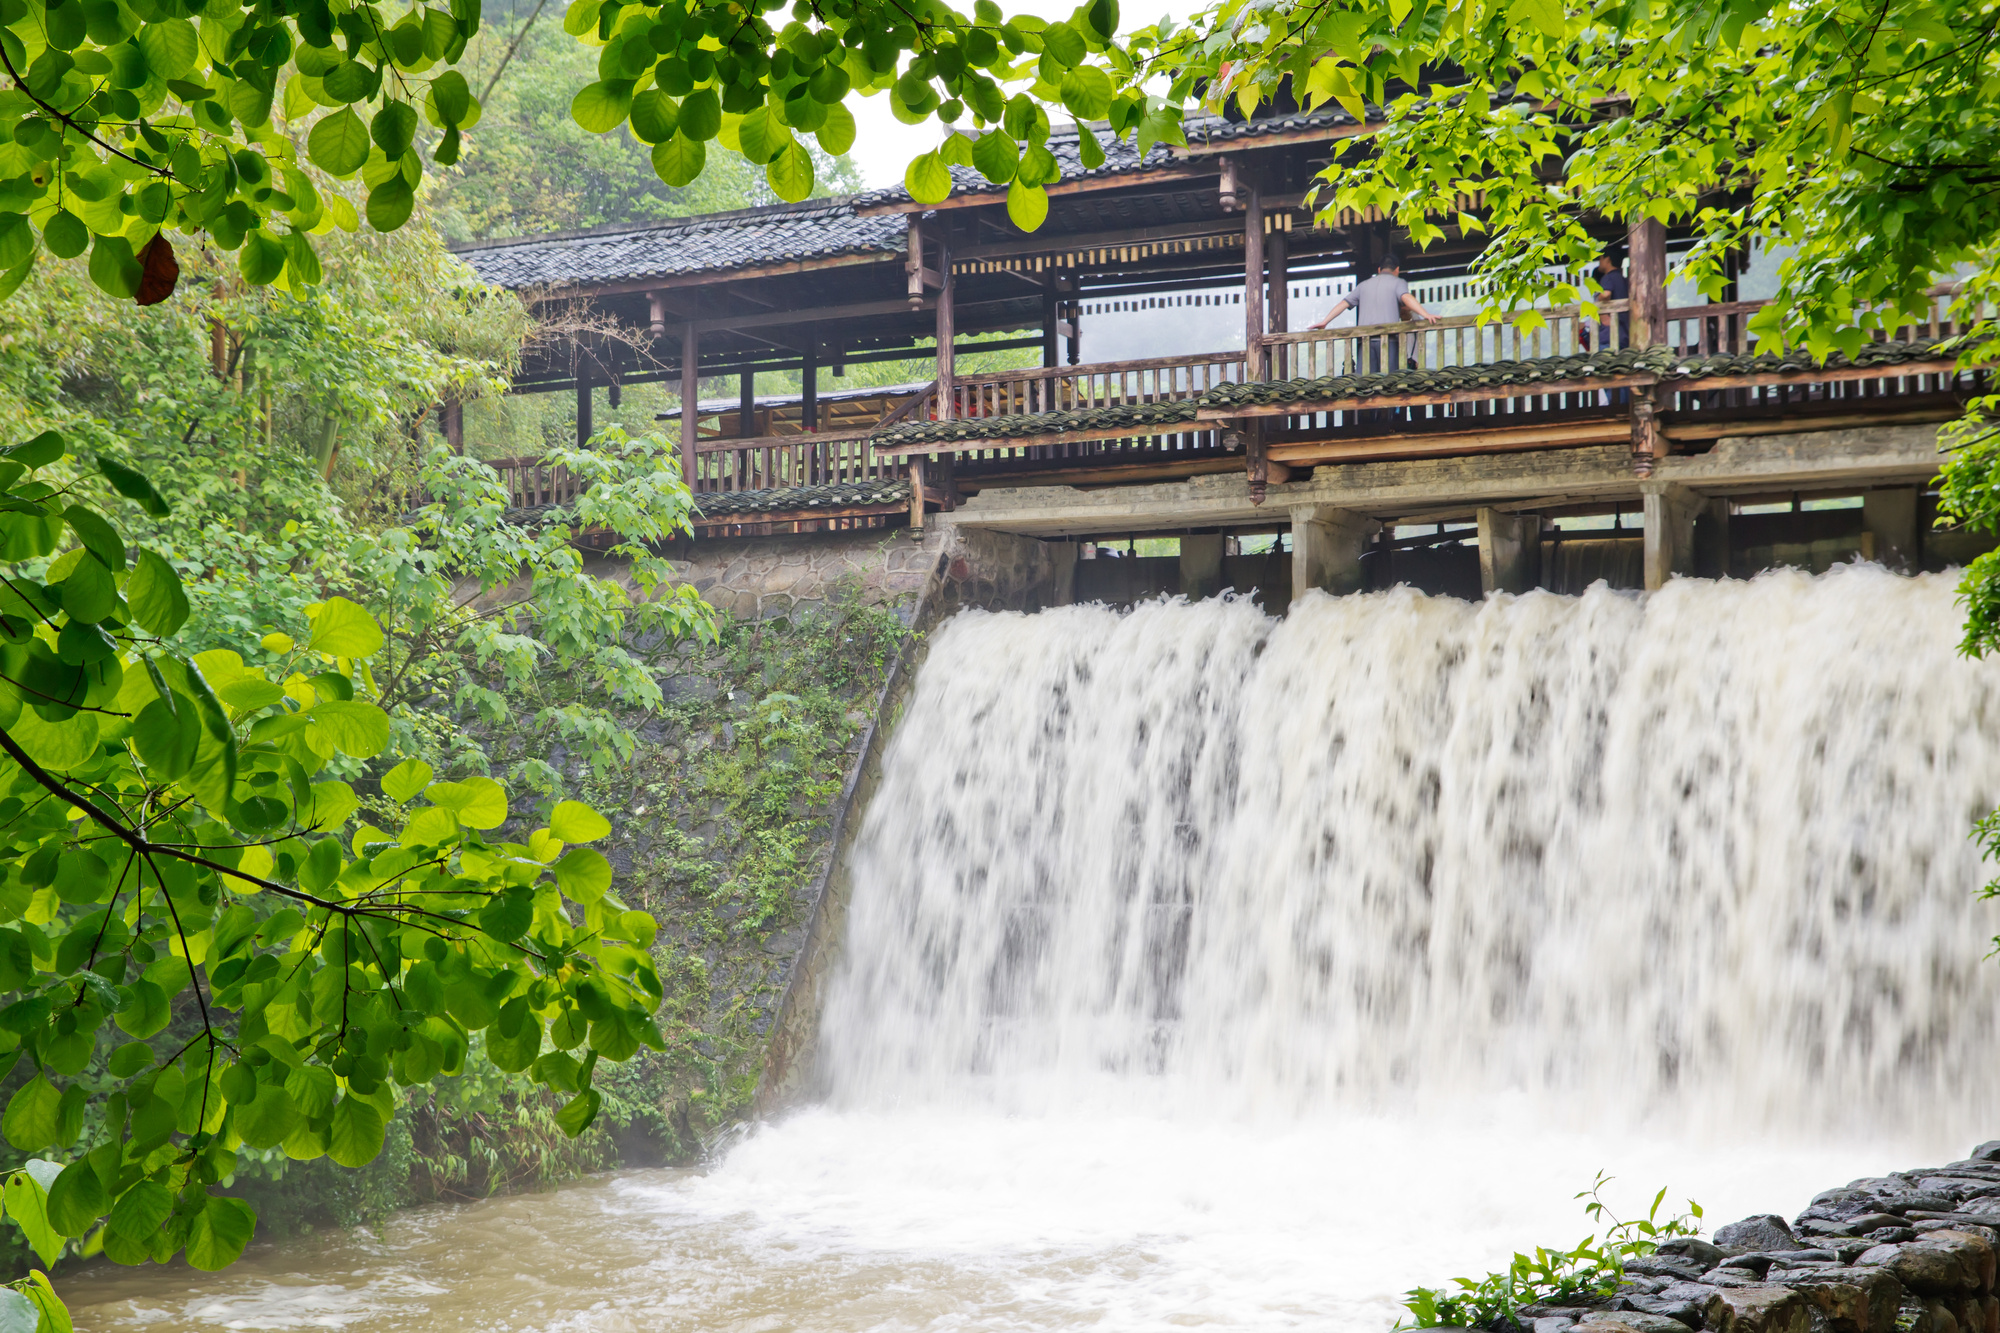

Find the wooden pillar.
xmin=648 ymin=291 xmax=668 ymax=339
xmin=801 ymin=342 xmax=819 ymax=432
xmin=1180 ymin=534 xmax=1224 ymax=600
xmin=1627 ymin=215 xmax=1668 ymax=348
xmin=738 ymin=365 xmax=755 ymax=438
xmin=1268 ymin=229 xmax=1289 ymax=333
xmin=679 ymin=323 xmax=698 ymax=489
xmin=1064 ymin=276 xmax=1080 ymax=365
xmin=905 ymin=214 xmax=926 ymax=308
xmin=1641 ymin=481 xmax=1702 ymax=591
xmin=1041 ymin=282 xmax=1059 ymax=369
xmin=1629 ymin=384 xmax=1661 ymax=477
xmin=1290 ymin=505 xmax=1377 ymax=602
xmin=907 ymin=455 xmax=926 ymax=530
xmin=1476 ymin=507 xmax=1539 ymax=595
xmin=441 ymin=401 xmax=463 ymax=454
xmin=1244 ymin=187 xmax=1265 ymax=378
xmin=575 ymin=370 xmax=593 ymax=448
xmin=935 ymin=236 xmax=955 ymax=421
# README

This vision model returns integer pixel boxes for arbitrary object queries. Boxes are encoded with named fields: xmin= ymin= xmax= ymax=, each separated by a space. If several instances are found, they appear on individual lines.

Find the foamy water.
xmin=62 ymin=567 xmax=2000 ymax=1332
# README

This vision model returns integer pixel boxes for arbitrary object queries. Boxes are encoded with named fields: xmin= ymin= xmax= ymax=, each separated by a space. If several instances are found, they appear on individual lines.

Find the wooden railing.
xmin=1259 ymin=301 xmax=1632 ymax=382
xmin=942 ymin=350 xmax=1249 ymax=475
xmin=687 ymin=426 xmax=906 ymax=493
xmin=489 ymin=456 xmax=588 ymax=508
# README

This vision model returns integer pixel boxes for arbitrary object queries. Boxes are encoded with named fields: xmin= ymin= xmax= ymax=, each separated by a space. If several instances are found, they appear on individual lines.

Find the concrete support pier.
xmin=1642 ymin=482 xmax=1704 ymax=591
xmin=1180 ymin=534 xmax=1224 ymax=600
xmin=1291 ymin=506 xmax=1377 ymax=601
xmin=1477 ymin=508 xmax=1540 ymax=595
xmin=1863 ymin=487 xmax=1921 ymax=570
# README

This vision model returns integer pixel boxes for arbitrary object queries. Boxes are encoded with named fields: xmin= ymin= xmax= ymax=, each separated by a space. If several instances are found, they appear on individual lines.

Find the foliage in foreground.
xmin=0 ymin=429 xmax=667 ymax=1327
xmin=1399 ymin=1177 xmax=1704 ymax=1330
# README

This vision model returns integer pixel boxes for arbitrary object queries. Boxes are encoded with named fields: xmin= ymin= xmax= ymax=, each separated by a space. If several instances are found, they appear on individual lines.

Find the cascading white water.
xmin=824 ymin=565 xmax=2000 ymax=1136
xmin=62 ymin=568 xmax=2000 ymax=1333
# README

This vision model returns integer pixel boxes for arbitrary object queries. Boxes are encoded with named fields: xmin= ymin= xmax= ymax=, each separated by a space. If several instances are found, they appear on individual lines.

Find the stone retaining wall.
xmin=1531 ymin=1143 xmax=2000 ymax=1333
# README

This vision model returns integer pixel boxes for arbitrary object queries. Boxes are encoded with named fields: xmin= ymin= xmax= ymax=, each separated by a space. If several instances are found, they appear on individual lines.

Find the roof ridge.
xmin=451 ymin=195 xmax=864 ymax=254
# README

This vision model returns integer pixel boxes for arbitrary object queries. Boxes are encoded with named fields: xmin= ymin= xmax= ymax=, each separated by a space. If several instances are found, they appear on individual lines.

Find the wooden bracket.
xmin=1629 ymin=386 xmax=1661 ymax=477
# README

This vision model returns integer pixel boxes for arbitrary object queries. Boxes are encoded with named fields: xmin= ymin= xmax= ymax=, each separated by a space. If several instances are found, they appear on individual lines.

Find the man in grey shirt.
xmin=1309 ymin=252 xmax=1442 ymax=374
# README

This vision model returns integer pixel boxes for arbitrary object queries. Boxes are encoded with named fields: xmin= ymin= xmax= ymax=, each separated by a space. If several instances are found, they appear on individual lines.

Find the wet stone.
xmin=1658 ymin=1239 xmax=1729 ymax=1271
xmin=1576 ymin=1311 xmax=1692 ymax=1333
xmin=1720 ymin=1217 xmax=1807 ymax=1253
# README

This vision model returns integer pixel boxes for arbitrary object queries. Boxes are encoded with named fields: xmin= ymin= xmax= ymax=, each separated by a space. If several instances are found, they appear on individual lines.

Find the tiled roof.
xmin=850 ymin=109 xmax=1358 ymax=209
xmin=1199 ymin=339 xmax=1958 ymax=408
xmin=455 ymin=110 xmax=1360 ymax=290
xmin=454 ymin=200 xmax=906 ymax=290
xmin=873 ymin=399 xmax=1196 ymax=447
xmin=693 ymin=478 xmax=910 ymax=517
xmin=501 ymin=479 xmax=909 ymax=528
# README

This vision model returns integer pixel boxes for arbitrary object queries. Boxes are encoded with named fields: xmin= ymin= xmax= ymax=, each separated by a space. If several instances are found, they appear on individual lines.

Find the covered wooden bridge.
xmin=452 ymin=103 xmax=1981 ymax=592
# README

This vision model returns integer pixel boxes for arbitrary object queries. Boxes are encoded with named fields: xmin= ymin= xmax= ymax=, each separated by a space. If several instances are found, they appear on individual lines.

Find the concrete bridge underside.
xmin=941 ymin=423 xmax=1955 ymax=597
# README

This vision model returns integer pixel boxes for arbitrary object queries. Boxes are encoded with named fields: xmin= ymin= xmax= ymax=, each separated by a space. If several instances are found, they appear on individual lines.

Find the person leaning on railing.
xmin=1578 ymin=243 xmax=1632 ymax=405
xmin=1308 ymin=252 xmax=1443 ymax=373
xmin=1310 ymin=252 xmax=1441 ymax=423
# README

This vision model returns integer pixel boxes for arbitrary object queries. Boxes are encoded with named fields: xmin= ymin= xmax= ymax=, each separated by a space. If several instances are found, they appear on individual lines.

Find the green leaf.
xmin=424 ymin=776 xmax=507 ymax=829
xmin=366 ymin=176 xmax=415 ymax=232
xmin=125 ymin=549 xmax=188 ymax=636
xmin=60 ymin=552 xmax=116 ymax=622
xmin=905 ymin=151 xmax=953 ymax=204
xmin=478 ymin=886 xmax=533 ymax=942
xmin=651 ymin=134 xmax=706 ymax=187
xmin=1042 ymin=20 xmax=1086 ymax=66
xmin=971 ymin=128 xmax=1018 ymax=183
xmin=285 ymin=1064 xmax=335 ymax=1118
xmin=571 ymin=79 xmax=635 ymax=133
xmin=109 ymin=1042 xmax=156 ymax=1077
xmin=677 ymin=87 xmax=721 ymax=141
xmin=306 ymin=107 xmax=370 ymax=175
xmin=371 ymin=101 xmax=418 ymax=157
xmin=310 ymin=700 xmax=391 ymax=757
xmin=11 ymin=431 xmax=66 ymax=468
xmin=380 ymin=758 xmax=433 ymax=803
xmin=628 ymin=88 xmax=679 ymax=143
xmin=282 ymin=232 xmax=323 ymax=286
xmin=132 ymin=697 xmax=198 ymax=777
xmin=46 ymin=1156 xmax=106 ymax=1237
xmin=229 ymin=79 xmax=274 ymax=128
xmin=327 ymin=1096 xmax=385 ymax=1167
xmin=62 ymin=503 xmax=125 ymax=571
xmin=0 ymin=1290 xmax=36 ymax=1333
xmin=234 ymin=1084 xmax=299 ymax=1149
xmin=185 ymin=1195 xmax=256 ymax=1270
xmin=87 ymin=234 xmax=141 ymax=299
xmin=553 ymin=1087 xmax=601 ymax=1136
xmin=430 ymin=70 xmax=471 ymax=126
xmin=1075 ymin=119 xmax=1106 ymax=169
xmin=554 ymin=847 xmax=613 ymax=903
xmin=1086 ymin=0 xmax=1118 ymax=39
xmin=1059 ymin=65 xmax=1113 ymax=120
xmin=239 ymin=229 xmax=287 ymax=285
xmin=306 ymin=597 xmax=384 ymax=656
xmin=2 ymin=1163 xmax=61 ymax=1265
xmin=549 ymin=801 xmax=611 ymax=842
xmin=105 ymin=1178 xmax=170 ymax=1242
xmin=42 ymin=212 xmax=88 ymax=260
xmin=766 ymin=140 xmax=814 ymax=201
xmin=135 ymin=19 xmax=197 ymax=78
xmin=96 ymin=455 xmax=169 ymax=517
xmin=1006 ymin=180 xmax=1049 ymax=230
xmin=114 ymin=979 xmax=170 ymax=1037
xmin=815 ymin=100 xmax=855 ymax=155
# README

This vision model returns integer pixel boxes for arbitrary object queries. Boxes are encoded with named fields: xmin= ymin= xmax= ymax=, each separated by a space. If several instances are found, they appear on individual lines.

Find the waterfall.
xmin=821 ymin=566 xmax=2000 ymax=1139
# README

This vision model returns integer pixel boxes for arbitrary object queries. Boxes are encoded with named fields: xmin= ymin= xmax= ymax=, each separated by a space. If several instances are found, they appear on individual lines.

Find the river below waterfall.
xmin=59 ymin=566 xmax=2000 ymax=1331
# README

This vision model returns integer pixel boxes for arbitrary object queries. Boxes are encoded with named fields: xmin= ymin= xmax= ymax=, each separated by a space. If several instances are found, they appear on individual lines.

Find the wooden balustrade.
xmin=487 ymin=457 xmax=588 ymax=508
xmin=1259 ymin=301 xmax=1632 ymax=382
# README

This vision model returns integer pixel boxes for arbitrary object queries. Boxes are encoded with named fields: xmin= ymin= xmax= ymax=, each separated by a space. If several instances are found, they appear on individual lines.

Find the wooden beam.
xmin=694 ymin=427 xmax=874 ymax=455
xmin=1177 ymin=121 xmax=1378 ymax=156
xmin=1268 ymin=420 xmax=1629 ymax=464
xmin=955 ymin=215 xmax=1249 ymax=263
xmin=1660 ymin=405 xmax=1961 ymax=440
xmin=692 ymin=501 xmax=908 ymax=528
xmin=875 ymin=421 xmax=1222 ymax=456
xmin=957 ymin=456 xmax=1245 ymax=490
xmin=528 ymin=249 xmax=899 ymax=300
xmin=854 ymin=164 xmax=1219 ymax=216
xmin=575 ymin=369 xmax=593 ymax=447
xmin=689 ymin=296 xmax=937 ymax=334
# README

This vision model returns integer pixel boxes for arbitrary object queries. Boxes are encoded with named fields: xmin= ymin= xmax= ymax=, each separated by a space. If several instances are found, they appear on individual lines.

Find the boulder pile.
xmin=1519 ymin=1142 xmax=2000 ymax=1333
